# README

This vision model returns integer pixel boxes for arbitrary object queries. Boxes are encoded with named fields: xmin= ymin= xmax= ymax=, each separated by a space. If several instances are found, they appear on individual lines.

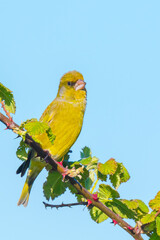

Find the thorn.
xmin=58 ymin=161 xmax=69 ymax=181
xmin=15 ymin=135 xmax=21 ymax=139
xmin=87 ymin=199 xmax=93 ymax=207
xmin=87 ymin=193 xmax=99 ymax=207
xmin=58 ymin=161 xmax=63 ymax=166
xmin=92 ymin=193 xmax=98 ymax=202
xmin=59 ymin=156 xmax=64 ymax=166
xmin=112 ymin=219 xmax=118 ymax=226
xmin=127 ymin=226 xmax=134 ymax=231
xmin=5 ymin=122 xmax=11 ymax=130
xmin=43 ymin=202 xmax=47 ymax=209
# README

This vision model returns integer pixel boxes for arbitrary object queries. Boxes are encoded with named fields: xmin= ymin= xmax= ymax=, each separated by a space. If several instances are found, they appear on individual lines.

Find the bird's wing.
xmin=39 ymin=98 xmax=57 ymax=123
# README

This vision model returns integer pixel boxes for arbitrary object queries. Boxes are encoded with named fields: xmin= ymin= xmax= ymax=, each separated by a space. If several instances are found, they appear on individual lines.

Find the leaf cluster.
xmin=140 ymin=191 xmax=160 ymax=238
xmin=14 ymin=136 xmax=160 ymax=239
xmin=2 ymin=82 xmax=160 ymax=240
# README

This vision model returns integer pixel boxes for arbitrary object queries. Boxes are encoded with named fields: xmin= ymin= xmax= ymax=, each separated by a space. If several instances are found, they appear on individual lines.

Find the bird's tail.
xmin=17 ymin=181 xmax=30 ymax=207
xmin=17 ymin=161 xmax=44 ymax=207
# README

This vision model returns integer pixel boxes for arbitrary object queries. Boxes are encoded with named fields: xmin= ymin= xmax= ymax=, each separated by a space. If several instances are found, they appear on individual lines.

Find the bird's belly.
xmin=37 ymin=107 xmax=84 ymax=160
xmin=48 ymin=122 xmax=81 ymax=160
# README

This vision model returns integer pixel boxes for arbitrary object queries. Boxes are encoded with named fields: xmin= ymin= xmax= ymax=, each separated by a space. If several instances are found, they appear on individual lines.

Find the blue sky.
xmin=0 ymin=1 xmax=160 ymax=239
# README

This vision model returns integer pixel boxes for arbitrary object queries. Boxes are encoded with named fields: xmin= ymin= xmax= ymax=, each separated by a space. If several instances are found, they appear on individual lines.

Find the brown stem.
xmin=0 ymin=112 xmax=144 ymax=240
xmin=0 ymin=112 xmax=19 ymax=128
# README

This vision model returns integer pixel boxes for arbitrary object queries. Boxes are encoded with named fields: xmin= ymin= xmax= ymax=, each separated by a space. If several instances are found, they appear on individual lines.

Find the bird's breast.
xmin=37 ymin=99 xmax=86 ymax=160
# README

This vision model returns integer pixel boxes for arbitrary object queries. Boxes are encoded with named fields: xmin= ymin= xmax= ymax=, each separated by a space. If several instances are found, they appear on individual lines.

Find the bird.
xmin=16 ymin=70 xmax=87 ymax=207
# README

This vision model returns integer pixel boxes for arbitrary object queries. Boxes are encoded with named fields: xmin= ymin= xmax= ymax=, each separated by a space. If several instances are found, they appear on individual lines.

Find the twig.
xmin=43 ymin=201 xmax=87 ymax=209
xmin=1 ymin=101 xmax=13 ymax=121
xmin=0 ymin=112 xmax=19 ymax=129
xmin=0 ymin=112 xmax=144 ymax=240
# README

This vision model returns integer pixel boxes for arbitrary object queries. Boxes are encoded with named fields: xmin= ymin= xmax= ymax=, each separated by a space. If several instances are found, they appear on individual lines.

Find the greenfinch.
xmin=17 ymin=71 xmax=87 ymax=206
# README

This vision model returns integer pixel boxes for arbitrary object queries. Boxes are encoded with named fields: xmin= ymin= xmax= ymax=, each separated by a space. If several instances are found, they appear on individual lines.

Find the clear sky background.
xmin=0 ymin=1 xmax=160 ymax=240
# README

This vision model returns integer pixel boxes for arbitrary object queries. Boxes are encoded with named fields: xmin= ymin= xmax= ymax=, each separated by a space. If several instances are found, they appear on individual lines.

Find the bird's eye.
xmin=67 ymin=82 xmax=71 ymax=86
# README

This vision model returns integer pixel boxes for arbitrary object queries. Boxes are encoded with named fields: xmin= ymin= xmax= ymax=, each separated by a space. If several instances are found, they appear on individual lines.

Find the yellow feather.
xmin=17 ymin=71 xmax=87 ymax=206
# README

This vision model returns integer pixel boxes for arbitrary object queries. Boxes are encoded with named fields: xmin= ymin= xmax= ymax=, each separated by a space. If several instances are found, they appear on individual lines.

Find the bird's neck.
xmin=56 ymin=94 xmax=87 ymax=113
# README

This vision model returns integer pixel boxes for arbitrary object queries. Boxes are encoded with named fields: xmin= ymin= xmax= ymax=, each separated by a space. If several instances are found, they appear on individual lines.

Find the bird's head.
xmin=57 ymin=71 xmax=86 ymax=102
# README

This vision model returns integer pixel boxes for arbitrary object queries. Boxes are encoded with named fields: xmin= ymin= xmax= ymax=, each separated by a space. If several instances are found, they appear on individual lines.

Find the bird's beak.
xmin=74 ymin=79 xmax=86 ymax=91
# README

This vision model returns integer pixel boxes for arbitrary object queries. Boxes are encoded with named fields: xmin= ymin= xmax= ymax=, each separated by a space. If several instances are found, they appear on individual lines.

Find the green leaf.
xmin=97 ymin=171 xmax=107 ymax=181
xmin=141 ymin=221 xmax=156 ymax=234
xmin=85 ymin=170 xmax=95 ymax=190
xmin=150 ymin=230 xmax=160 ymax=240
xmin=149 ymin=191 xmax=160 ymax=211
xmin=98 ymin=184 xmax=120 ymax=202
xmin=141 ymin=212 xmax=156 ymax=224
xmin=121 ymin=199 xmax=139 ymax=210
xmin=86 ymin=156 xmax=98 ymax=171
xmin=0 ymin=83 xmax=16 ymax=114
xmin=85 ymin=177 xmax=93 ymax=190
xmin=16 ymin=140 xmax=28 ymax=161
xmin=120 ymin=164 xmax=130 ymax=183
xmin=71 ymin=156 xmax=98 ymax=171
xmin=120 ymin=199 xmax=149 ymax=221
xmin=19 ymin=118 xmax=37 ymax=129
xmin=79 ymin=156 xmax=92 ymax=165
xmin=121 ymin=199 xmax=149 ymax=214
xmin=135 ymin=199 xmax=149 ymax=214
xmin=80 ymin=146 xmax=91 ymax=158
xmin=24 ymin=119 xmax=49 ymax=135
xmin=110 ymin=163 xmax=130 ymax=189
xmin=106 ymin=199 xmax=136 ymax=219
xmin=109 ymin=169 xmax=121 ymax=189
xmin=98 ymin=158 xmax=117 ymax=175
xmin=43 ymin=171 xmax=67 ymax=201
xmin=77 ymin=167 xmax=89 ymax=188
xmin=156 ymin=216 xmax=160 ymax=236
xmin=23 ymin=119 xmax=56 ymax=145
xmin=70 ymin=156 xmax=92 ymax=167
xmin=71 ymin=147 xmax=95 ymax=168
xmin=90 ymin=206 xmax=108 ymax=223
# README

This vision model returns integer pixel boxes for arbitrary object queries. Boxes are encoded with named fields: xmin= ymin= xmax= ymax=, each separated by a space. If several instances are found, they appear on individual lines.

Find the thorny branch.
xmin=43 ymin=201 xmax=88 ymax=209
xmin=0 ymin=111 xmax=144 ymax=240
